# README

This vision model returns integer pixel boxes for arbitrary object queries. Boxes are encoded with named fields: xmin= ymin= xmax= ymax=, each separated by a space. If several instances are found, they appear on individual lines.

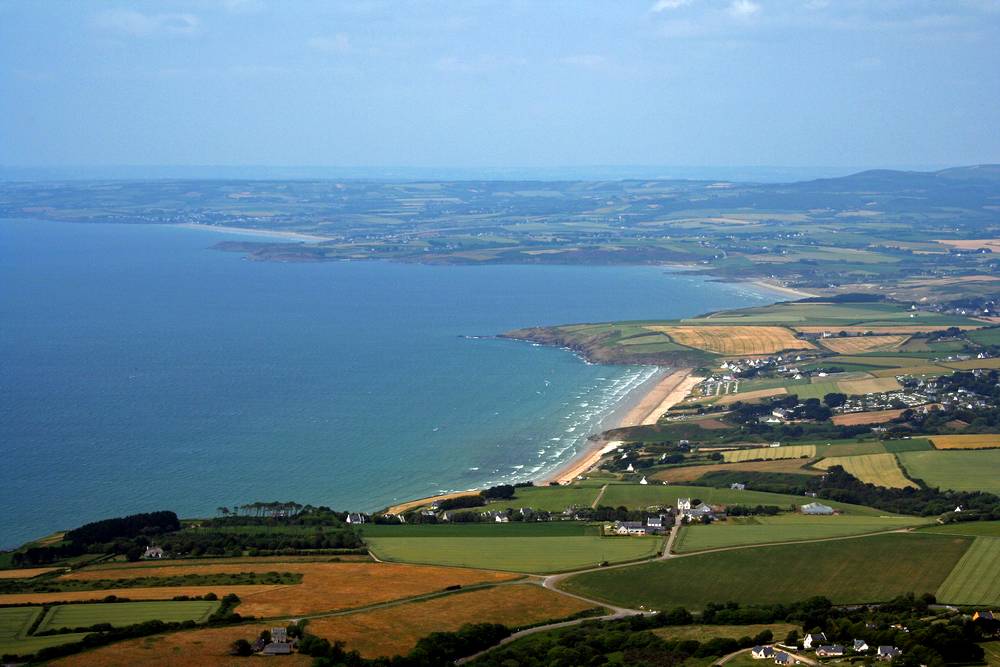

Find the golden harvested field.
xmin=723 ymin=445 xmax=816 ymax=463
xmin=0 ymin=567 xmax=62 ymax=580
xmin=795 ymin=325 xmax=980 ymax=334
xmin=930 ymin=434 xmax=1000 ymax=450
xmin=832 ymin=408 xmax=906 ymax=426
xmin=0 ymin=585 xmax=281 ymax=606
xmin=820 ymin=335 xmax=909 ymax=354
xmin=63 ymin=562 xmax=519 ymax=617
xmin=308 ymin=584 xmax=597 ymax=658
xmin=935 ymin=239 xmax=1000 ymax=251
xmin=49 ymin=624 xmax=310 ymax=667
xmin=715 ymin=387 xmax=786 ymax=405
xmin=816 ymin=453 xmax=916 ymax=489
xmin=648 ymin=326 xmax=813 ymax=355
xmin=838 ymin=377 xmax=902 ymax=395
xmin=77 ymin=555 xmax=370 ymax=572
xmin=652 ymin=459 xmax=820 ymax=483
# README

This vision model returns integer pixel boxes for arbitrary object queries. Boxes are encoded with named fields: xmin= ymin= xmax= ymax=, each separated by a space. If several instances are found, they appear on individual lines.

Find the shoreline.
xmin=542 ymin=367 xmax=699 ymax=485
xmin=170 ymin=223 xmax=334 ymax=243
xmin=748 ymin=279 xmax=819 ymax=299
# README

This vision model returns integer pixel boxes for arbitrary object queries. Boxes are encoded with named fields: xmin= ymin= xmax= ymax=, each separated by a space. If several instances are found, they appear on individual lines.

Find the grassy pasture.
xmin=37 ymin=600 xmax=220 ymax=632
xmin=920 ymin=521 xmax=1000 ymax=538
xmin=651 ymin=459 xmax=820 ymax=483
xmin=597 ymin=483 xmax=887 ymax=516
xmin=0 ymin=633 xmax=92 ymax=660
xmin=652 ymin=623 xmax=799 ymax=643
xmin=967 ymin=327 xmax=1000 ymax=346
xmin=365 ymin=535 xmax=658 ymax=573
xmin=882 ymin=438 xmax=934 ymax=453
xmin=649 ymin=325 xmax=812 ymax=355
xmin=361 ymin=522 xmax=594 ymax=537
xmin=0 ymin=585 xmax=280 ymax=606
xmin=930 ymin=434 xmax=1000 ymax=450
xmin=815 ymin=453 xmax=917 ymax=489
xmin=0 ymin=606 xmax=41 ymax=641
xmin=673 ymin=514 xmax=928 ymax=553
xmin=490 ymin=484 xmax=601 ymax=511
xmin=307 ymin=584 xmax=599 ymax=658
xmin=935 ymin=537 xmax=1000 ymax=605
xmin=984 ymin=641 xmax=1000 ymax=667
xmin=898 ymin=449 xmax=1000 ymax=494
xmin=559 ymin=533 xmax=971 ymax=611
xmin=722 ymin=445 xmax=815 ymax=463
xmin=943 ymin=358 xmax=1000 ymax=370
xmin=820 ymin=335 xmax=909 ymax=354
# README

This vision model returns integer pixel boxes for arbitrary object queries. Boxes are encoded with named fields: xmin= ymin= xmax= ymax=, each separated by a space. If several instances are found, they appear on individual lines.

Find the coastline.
xmin=542 ymin=367 xmax=699 ymax=485
xmin=170 ymin=222 xmax=333 ymax=243
xmin=748 ymin=279 xmax=819 ymax=299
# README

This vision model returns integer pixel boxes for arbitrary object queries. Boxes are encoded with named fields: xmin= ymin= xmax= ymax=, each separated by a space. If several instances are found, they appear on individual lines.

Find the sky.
xmin=1 ymin=0 xmax=999 ymax=172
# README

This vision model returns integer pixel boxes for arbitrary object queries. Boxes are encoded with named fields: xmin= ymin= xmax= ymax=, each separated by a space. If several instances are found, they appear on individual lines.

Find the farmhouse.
xmin=773 ymin=651 xmax=795 ymax=665
xmin=142 ymin=546 xmax=165 ymax=559
xmin=346 ymin=513 xmax=366 ymax=524
xmin=853 ymin=639 xmax=869 ymax=652
xmin=614 ymin=521 xmax=647 ymax=536
xmin=803 ymin=633 xmax=827 ymax=649
xmin=877 ymin=646 xmax=901 ymax=661
xmin=731 ymin=482 xmax=746 ymax=491
xmin=646 ymin=515 xmax=666 ymax=531
xmin=752 ymin=646 xmax=776 ymax=659
xmin=816 ymin=645 xmax=844 ymax=657
xmin=677 ymin=497 xmax=692 ymax=511
xmin=801 ymin=502 xmax=835 ymax=515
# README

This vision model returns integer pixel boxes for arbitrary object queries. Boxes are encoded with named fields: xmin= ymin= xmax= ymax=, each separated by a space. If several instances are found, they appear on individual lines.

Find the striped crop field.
xmin=820 ymin=335 xmax=909 ymax=354
xmin=723 ymin=445 xmax=816 ymax=463
xmin=936 ymin=537 xmax=1000 ymax=605
xmin=815 ymin=453 xmax=917 ymax=489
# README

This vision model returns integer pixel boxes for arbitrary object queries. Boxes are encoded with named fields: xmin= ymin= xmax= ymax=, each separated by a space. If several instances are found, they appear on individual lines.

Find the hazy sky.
xmin=1 ymin=0 xmax=999 ymax=169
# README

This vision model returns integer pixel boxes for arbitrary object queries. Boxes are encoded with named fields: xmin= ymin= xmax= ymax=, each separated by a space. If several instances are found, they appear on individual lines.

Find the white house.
xmin=346 ymin=513 xmax=366 ymax=524
xmin=803 ymin=633 xmax=827 ymax=649
xmin=639 ymin=476 xmax=648 ymax=485
xmin=816 ymin=645 xmax=844 ymax=657
xmin=677 ymin=497 xmax=692 ymax=511
xmin=853 ymin=640 xmax=869 ymax=653
xmin=614 ymin=521 xmax=646 ymax=536
xmin=752 ymin=646 xmax=776 ymax=660
xmin=801 ymin=502 xmax=835 ymax=515
xmin=142 ymin=546 xmax=164 ymax=559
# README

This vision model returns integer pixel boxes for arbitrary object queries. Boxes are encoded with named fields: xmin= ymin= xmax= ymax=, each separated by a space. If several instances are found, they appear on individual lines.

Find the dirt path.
xmin=591 ymin=484 xmax=608 ymax=508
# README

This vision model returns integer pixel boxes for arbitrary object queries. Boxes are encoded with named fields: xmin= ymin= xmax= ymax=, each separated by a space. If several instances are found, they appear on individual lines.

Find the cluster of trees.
xmin=726 ymin=504 xmax=783 ymax=517
xmin=813 ymin=467 xmax=1000 ymax=518
xmin=693 ymin=470 xmax=814 ymax=495
xmin=156 ymin=528 xmax=363 ymax=557
xmin=12 ymin=511 xmax=181 ymax=566
xmin=0 ymin=571 xmax=299 ymax=595
xmin=204 ymin=504 xmax=350 ymax=527
xmin=298 ymin=622 xmax=511 ymax=666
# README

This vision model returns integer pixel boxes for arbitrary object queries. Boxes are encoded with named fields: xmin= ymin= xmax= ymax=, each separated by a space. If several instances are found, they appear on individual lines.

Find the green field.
xmin=559 ymin=533 xmax=971 ymax=610
xmin=489 ymin=484 xmax=603 ymax=512
xmin=687 ymin=301 xmax=979 ymax=327
xmin=935 ymin=537 xmax=1000 ymax=605
xmin=883 ymin=438 xmax=934 ymax=453
xmin=597 ymin=483 xmax=888 ymax=516
xmin=983 ymin=641 xmax=1000 ymax=667
xmin=362 ymin=522 xmax=596 ymax=538
xmin=365 ymin=534 xmax=660 ymax=573
xmin=673 ymin=514 xmax=928 ymax=553
xmin=919 ymin=521 xmax=1000 ymax=538
xmin=0 ymin=606 xmax=89 ymax=657
xmin=35 ymin=600 xmax=220 ymax=632
xmin=898 ymin=449 xmax=1000 ymax=494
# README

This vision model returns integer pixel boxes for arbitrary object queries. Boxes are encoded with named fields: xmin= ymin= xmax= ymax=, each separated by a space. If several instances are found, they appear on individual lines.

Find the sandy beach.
xmin=750 ymin=279 xmax=819 ymax=299
xmin=171 ymin=223 xmax=333 ymax=243
xmin=543 ymin=367 xmax=701 ymax=485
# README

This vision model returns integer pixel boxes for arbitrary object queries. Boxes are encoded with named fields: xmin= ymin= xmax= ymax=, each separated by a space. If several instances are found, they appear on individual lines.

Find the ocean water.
xmin=0 ymin=219 xmax=776 ymax=546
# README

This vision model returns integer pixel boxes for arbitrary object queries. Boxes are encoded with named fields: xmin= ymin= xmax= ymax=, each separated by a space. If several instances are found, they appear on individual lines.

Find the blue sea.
xmin=0 ymin=219 xmax=777 ymax=547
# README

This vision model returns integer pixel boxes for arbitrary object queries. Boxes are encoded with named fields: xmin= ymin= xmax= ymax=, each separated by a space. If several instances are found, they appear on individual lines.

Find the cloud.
xmin=308 ymin=33 xmax=352 ymax=54
xmin=727 ymin=0 xmax=761 ymax=19
xmin=94 ymin=9 xmax=200 ymax=37
xmin=559 ymin=54 xmax=607 ymax=68
xmin=650 ymin=0 xmax=693 ymax=11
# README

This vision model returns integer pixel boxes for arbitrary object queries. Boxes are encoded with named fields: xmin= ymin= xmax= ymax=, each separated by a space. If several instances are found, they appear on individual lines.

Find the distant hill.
xmin=787 ymin=164 xmax=1000 ymax=192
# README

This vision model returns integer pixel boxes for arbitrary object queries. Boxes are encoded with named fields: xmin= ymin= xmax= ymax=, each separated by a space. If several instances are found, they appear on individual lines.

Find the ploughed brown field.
xmin=60 ymin=561 xmax=520 ymax=617
xmin=647 ymin=325 xmax=814 ymax=356
xmin=307 ymin=584 xmax=598 ymax=658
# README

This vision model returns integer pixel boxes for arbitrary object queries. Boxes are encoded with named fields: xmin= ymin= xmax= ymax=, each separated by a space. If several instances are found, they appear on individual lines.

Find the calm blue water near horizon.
xmin=0 ymin=219 xmax=778 ymax=546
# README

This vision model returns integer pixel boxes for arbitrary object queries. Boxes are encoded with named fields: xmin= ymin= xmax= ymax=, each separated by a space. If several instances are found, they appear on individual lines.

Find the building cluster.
xmin=752 ymin=633 xmax=901 ymax=664
xmin=252 ymin=627 xmax=295 ymax=656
